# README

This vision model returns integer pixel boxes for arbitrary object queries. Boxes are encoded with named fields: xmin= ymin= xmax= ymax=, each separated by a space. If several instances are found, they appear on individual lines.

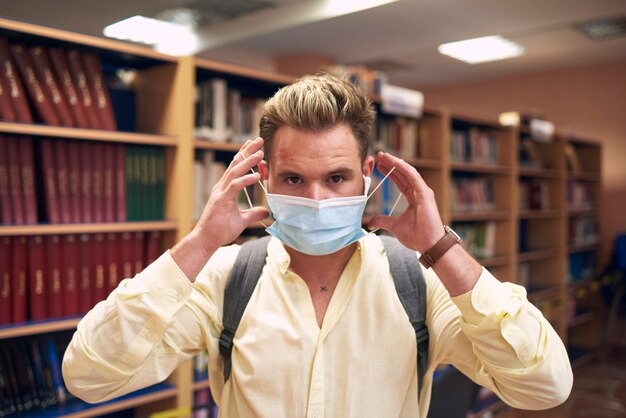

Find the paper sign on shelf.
xmin=380 ymin=83 xmax=424 ymax=118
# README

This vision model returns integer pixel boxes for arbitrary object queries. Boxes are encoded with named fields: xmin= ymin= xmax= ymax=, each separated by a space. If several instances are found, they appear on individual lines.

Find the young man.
xmin=63 ymin=74 xmax=573 ymax=417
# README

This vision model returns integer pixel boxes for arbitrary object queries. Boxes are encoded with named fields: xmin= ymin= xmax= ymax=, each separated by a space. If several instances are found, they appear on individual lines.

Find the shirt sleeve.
xmin=62 ymin=246 xmax=235 ymax=403
xmin=426 ymin=266 xmax=573 ymax=410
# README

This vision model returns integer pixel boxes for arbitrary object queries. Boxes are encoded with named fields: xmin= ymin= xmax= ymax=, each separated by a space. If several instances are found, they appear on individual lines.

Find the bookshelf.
xmin=0 ymin=16 xmax=607 ymax=418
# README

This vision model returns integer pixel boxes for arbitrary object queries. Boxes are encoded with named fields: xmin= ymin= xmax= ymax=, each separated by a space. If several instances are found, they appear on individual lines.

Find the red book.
xmin=67 ymin=50 xmax=101 ymax=129
xmin=78 ymin=233 xmax=93 ymax=313
xmin=114 ymin=144 xmax=127 ymax=222
xmin=79 ymin=141 xmax=93 ymax=223
xmin=105 ymin=233 xmax=120 ymax=295
xmin=83 ymin=52 xmax=117 ymax=130
xmin=46 ymin=235 xmax=64 ymax=318
xmin=92 ymin=233 xmax=106 ymax=303
xmin=6 ymin=136 xmax=25 ymax=225
xmin=66 ymin=140 xmax=81 ymax=223
xmin=29 ymin=46 xmax=75 ymax=127
xmin=49 ymin=47 xmax=90 ymax=128
xmin=10 ymin=43 xmax=61 ymax=126
xmin=11 ymin=236 xmax=28 ymax=323
xmin=61 ymin=234 xmax=79 ymax=316
xmin=103 ymin=143 xmax=115 ymax=222
xmin=0 ymin=137 xmax=12 ymax=224
xmin=132 ymin=231 xmax=145 ymax=274
xmin=17 ymin=135 xmax=38 ymax=224
xmin=40 ymin=139 xmax=60 ymax=223
xmin=144 ymin=231 xmax=162 ymax=266
xmin=0 ymin=236 xmax=11 ymax=324
xmin=92 ymin=142 xmax=104 ymax=223
xmin=54 ymin=139 xmax=71 ymax=223
xmin=0 ymin=37 xmax=33 ymax=123
xmin=0 ymin=63 xmax=17 ymax=121
xmin=120 ymin=232 xmax=133 ymax=279
xmin=28 ymin=235 xmax=48 ymax=321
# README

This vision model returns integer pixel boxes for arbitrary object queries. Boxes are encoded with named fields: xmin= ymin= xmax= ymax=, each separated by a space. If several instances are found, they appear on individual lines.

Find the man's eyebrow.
xmin=275 ymin=167 xmax=356 ymax=177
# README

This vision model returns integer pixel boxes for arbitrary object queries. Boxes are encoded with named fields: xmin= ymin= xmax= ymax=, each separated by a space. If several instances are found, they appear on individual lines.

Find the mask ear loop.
xmin=237 ymin=151 xmax=269 ymax=228
xmin=366 ymin=165 xmax=404 ymax=234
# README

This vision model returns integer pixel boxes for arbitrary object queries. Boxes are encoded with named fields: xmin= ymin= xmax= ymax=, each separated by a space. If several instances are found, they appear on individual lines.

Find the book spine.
xmin=10 ymin=43 xmax=61 ymax=125
xmin=49 ymin=47 xmax=90 ymax=128
xmin=133 ymin=231 xmax=145 ymax=274
xmin=66 ymin=140 xmax=82 ymax=223
xmin=0 ymin=236 xmax=11 ymax=324
xmin=6 ymin=136 xmax=25 ymax=224
xmin=40 ymin=138 xmax=61 ymax=223
xmin=0 ymin=60 xmax=17 ymax=121
xmin=46 ymin=235 xmax=64 ymax=318
xmin=92 ymin=142 xmax=104 ymax=222
xmin=120 ymin=232 xmax=133 ymax=278
xmin=11 ymin=236 xmax=28 ymax=323
xmin=83 ymin=52 xmax=117 ymax=130
xmin=103 ymin=142 xmax=115 ymax=222
xmin=0 ymin=137 xmax=12 ymax=224
xmin=17 ymin=135 xmax=38 ymax=224
xmin=92 ymin=233 xmax=106 ymax=303
xmin=67 ymin=49 xmax=102 ymax=129
xmin=79 ymin=141 xmax=93 ymax=223
xmin=28 ymin=235 xmax=48 ymax=321
xmin=114 ymin=143 xmax=127 ymax=221
xmin=29 ymin=46 xmax=75 ymax=127
xmin=0 ymin=37 xmax=33 ymax=122
xmin=62 ymin=234 xmax=80 ymax=316
xmin=144 ymin=230 xmax=162 ymax=266
xmin=105 ymin=233 xmax=120 ymax=295
xmin=78 ymin=234 xmax=93 ymax=313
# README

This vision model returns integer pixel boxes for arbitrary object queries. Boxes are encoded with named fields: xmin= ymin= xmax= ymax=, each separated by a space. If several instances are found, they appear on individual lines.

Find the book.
xmin=54 ymin=138 xmax=72 ymax=223
xmin=11 ymin=236 xmax=28 ymax=323
xmin=66 ymin=139 xmax=82 ymax=223
xmin=133 ymin=231 xmax=145 ymax=274
xmin=6 ymin=136 xmax=25 ymax=224
xmin=78 ymin=234 xmax=93 ymax=313
xmin=62 ymin=234 xmax=80 ymax=316
xmin=0 ymin=137 xmax=12 ymax=224
xmin=39 ymin=138 xmax=61 ymax=223
xmin=29 ymin=45 xmax=75 ymax=127
xmin=105 ymin=233 xmax=120 ymax=294
xmin=49 ymin=47 xmax=90 ymax=128
xmin=120 ymin=232 xmax=133 ymax=278
xmin=114 ymin=143 xmax=127 ymax=221
xmin=28 ymin=235 xmax=48 ymax=321
xmin=0 ymin=236 xmax=11 ymax=324
xmin=11 ymin=43 xmax=61 ymax=125
xmin=83 ymin=52 xmax=117 ymax=130
xmin=67 ymin=49 xmax=101 ymax=129
xmin=103 ymin=142 xmax=115 ymax=222
xmin=92 ymin=233 xmax=107 ymax=303
xmin=17 ymin=135 xmax=38 ymax=224
xmin=144 ymin=231 xmax=162 ymax=266
xmin=46 ymin=235 xmax=64 ymax=318
xmin=92 ymin=142 xmax=104 ymax=222
xmin=79 ymin=140 xmax=93 ymax=222
xmin=0 ymin=37 xmax=33 ymax=122
xmin=0 ymin=60 xmax=17 ymax=121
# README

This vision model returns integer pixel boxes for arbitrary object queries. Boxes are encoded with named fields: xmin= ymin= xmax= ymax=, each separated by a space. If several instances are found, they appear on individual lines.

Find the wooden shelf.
xmin=195 ymin=140 xmax=242 ymax=152
xmin=405 ymin=157 xmax=442 ymax=170
xmin=0 ymin=17 xmax=176 ymax=63
xmin=450 ymin=162 xmax=512 ymax=175
xmin=528 ymin=285 xmax=561 ymax=302
xmin=518 ymin=247 xmax=561 ymax=262
xmin=193 ymin=379 xmax=211 ymax=391
xmin=568 ymin=242 xmax=599 ymax=253
xmin=0 ymin=220 xmax=178 ymax=236
xmin=0 ymin=122 xmax=177 ymax=146
xmin=0 ymin=317 xmax=81 ymax=340
xmin=480 ymin=255 xmax=511 ymax=268
xmin=518 ymin=209 xmax=562 ymax=219
xmin=568 ymin=207 xmax=597 ymax=216
xmin=450 ymin=210 xmax=510 ymax=222
xmin=196 ymin=57 xmax=294 ymax=85
xmin=519 ymin=167 xmax=562 ymax=178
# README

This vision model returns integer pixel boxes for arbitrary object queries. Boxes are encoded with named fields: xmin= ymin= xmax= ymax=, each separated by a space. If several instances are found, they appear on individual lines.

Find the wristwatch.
xmin=419 ymin=225 xmax=462 ymax=269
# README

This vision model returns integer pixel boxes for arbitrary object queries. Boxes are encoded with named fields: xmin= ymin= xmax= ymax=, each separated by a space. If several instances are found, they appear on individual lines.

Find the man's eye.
xmin=285 ymin=176 xmax=302 ymax=185
xmin=329 ymin=175 xmax=344 ymax=184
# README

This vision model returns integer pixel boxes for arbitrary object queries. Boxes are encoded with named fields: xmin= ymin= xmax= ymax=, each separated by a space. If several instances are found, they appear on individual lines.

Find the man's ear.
xmin=362 ymin=156 xmax=375 ymax=177
xmin=258 ymin=160 xmax=269 ymax=181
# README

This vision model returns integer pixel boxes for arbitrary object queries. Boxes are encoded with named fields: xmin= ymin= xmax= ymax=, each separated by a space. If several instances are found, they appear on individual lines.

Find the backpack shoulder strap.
xmin=220 ymin=236 xmax=271 ymax=382
xmin=380 ymin=235 xmax=429 ymax=398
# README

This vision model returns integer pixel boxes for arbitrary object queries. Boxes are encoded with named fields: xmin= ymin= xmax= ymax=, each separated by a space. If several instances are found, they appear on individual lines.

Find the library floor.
xmin=492 ymin=348 xmax=626 ymax=418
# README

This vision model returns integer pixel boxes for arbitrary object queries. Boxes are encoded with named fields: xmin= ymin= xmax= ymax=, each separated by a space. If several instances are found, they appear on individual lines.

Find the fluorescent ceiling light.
xmin=104 ymin=15 xmax=198 ymax=56
xmin=438 ymin=35 xmax=524 ymax=64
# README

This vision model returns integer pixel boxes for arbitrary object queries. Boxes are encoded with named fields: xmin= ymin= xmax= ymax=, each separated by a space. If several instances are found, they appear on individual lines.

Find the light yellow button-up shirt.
xmin=62 ymin=234 xmax=572 ymax=418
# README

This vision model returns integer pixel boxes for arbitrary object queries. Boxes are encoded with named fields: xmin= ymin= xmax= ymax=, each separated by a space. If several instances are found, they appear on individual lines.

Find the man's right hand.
xmin=171 ymin=137 xmax=270 ymax=281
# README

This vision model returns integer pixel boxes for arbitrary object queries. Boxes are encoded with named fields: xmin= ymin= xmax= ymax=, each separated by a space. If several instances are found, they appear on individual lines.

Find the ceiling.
xmin=1 ymin=0 xmax=625 ymax=88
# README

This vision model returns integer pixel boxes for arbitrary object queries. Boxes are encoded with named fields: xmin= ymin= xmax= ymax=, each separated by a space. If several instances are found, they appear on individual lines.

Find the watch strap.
xmin=419 ymin=226 xmax=462 ymax=269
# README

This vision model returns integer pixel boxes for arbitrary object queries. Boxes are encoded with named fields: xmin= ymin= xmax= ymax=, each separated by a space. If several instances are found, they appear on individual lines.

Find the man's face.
xmin=259 ymin=123 xmax=374 ymax=200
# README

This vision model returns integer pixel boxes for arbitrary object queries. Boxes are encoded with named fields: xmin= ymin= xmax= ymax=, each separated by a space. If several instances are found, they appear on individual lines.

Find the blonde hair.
xmin=259 ymin=72 xmax=375 ymax=163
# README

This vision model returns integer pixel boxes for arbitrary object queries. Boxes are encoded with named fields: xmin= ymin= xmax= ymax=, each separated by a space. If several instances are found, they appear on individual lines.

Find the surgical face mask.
xmin=239 ymin=154 xmax=400 ymax=256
